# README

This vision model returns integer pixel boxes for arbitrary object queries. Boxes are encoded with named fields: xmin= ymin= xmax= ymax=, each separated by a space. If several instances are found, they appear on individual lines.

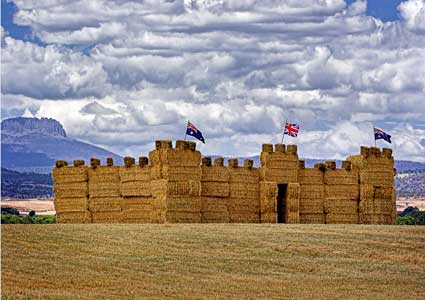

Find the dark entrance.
xmin=277 ymin=184 xmax=287 ymax=223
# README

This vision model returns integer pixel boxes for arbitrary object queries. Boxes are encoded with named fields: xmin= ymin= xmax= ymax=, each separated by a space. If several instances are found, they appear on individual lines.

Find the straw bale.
xmin=54 ymin=197 xmax=87 ymax=212
xmin=260 ymin=212 xmax=277 ymax=223
xmin=121 ymin=196 xmax=152 ymax=211
xmin=155 ymin=140 xmax=161 ymax=150
xmin=120 ymin=181 xmax=152 ymax=197
xmin=300 ymin=213 xmax=325 ymax=224
xmin=260 ymin=152 xmax=298 ymax=168
xmin=244 ymin=159 xmax=254 ymax=169
xmin=359 ymin=170 xmax=394 ymax=185
xmin=274 ymin=144 xmax=285 ymax=153
xmin=201 ymin=212 xmax=230 ymax=223
xmin=90 ymin=158 xmax=101 ymax=168
xmin=201 ymin=166 xmax=229 ymax=182
xmin=326 ymin=161 xmax=336 ymax=170
xmin=298 ymin=168 xmax=323 ymax=185
xmin=88 ymin=166 xmax=120 ymax=182
xmin=324 ymin=198 xmax=358 ymax=214
xmin=162 ymin=195 xmax=202 ymax=212
xmin=156 ymin=148 xmax=201 ymax=167
xmin=214 ymin=157 xmax=224 ymax=166
xmin=299 ymin=160 xmax=305 ymax=169
xmin=370 ymin=147 xmax=381 ymax=157
xmin=285 ymin=211 xmax=299 ymax=224
xmin=89 ymin=182 xmax=120 ymax=197
xmin=259 ymin=166 xmax=298 ymax=183
xmin=139 ymin=156 xmax=149 ymax=167
xmin=202 ymin=157 xmax=212 ymax=166
xmin=124 ymin=156 xmax=135 ymax=168
xmin=262 ymin=144 xmax=273 ymax=153
xmin=73 ymin=160 xmax=85 ymax=167
xmin=201 ymin=197 xmax=227 ymax=212
xmin=164 ymin=212 xmax=201 ymax=223
xmin=52 ymin=166 xmax=88 ymax=183
xmin=324 ymin=185 xmax=359 ymax=199
xmin=299 ymin=198 xmax=323 ymax=214
xmin=54 ymin=182 xmax=88 ymax=198
xmin=324 ymin=169 xmax=358 ymax=185
xmin=119 ymin=166 xmax=151 ymax=183
xmin=106 ymin=157 xmax=114 ymax=166
xmin=359 ymin=213 xmax=394 ymax=224
xmin=229 ymin=213 xmax=260 ymax=223
xmin=150 ymin=165 xmax=201 ymax=181
xmin=160 ymin=140 xmax=173 ymax=149
xmin=56 ymin=211 xmax=91 ymax=224
xmin=228 ymin=159 xmax=238 ymax=168
xmin=342 ymin=161 xmax=352 ymax=171
xmin=55 ymin=160 xmax=68 ymax=168
xmin=121 ymin=209 xmax=152 ymax=223
xmin=229 ymin=168 xmax=259 ymax=184
xmin=187 ymin=141 xmax=196 ymax=151
xmin=88 ymin=196 xmax=122 ymax=212
xmin=314 ymin=163 xmax=326 ymax=172
xmin=227 ymin=201 xmax=260 ymax=211
xmin=201 ymin=182 xmax=229 ymax=197
xmin=176 ymin=140 xmax=188 ymax=150
xmin=164 ymin=181 xmax=200 ymax=196
xmin=326 ymin=213 xmax=358 ymax=224
xmin=91 ymin=211 xmax=122 ymax=223
xmin=229 ymin=183 xmax=259 ymax=198
xmin=360 ymin=146 xmax=370 ymax=157
xmin=382 ymin=148 xmax=392 ymax=159
xmin=259 ymin=182 xmax=277 ymax=198
xmin=287 ymin=145 xmax=298 ymax=155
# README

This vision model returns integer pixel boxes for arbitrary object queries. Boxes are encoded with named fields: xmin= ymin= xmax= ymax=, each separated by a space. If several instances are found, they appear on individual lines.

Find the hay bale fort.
xmin=53 ymin=141 xmax=396 ymax=224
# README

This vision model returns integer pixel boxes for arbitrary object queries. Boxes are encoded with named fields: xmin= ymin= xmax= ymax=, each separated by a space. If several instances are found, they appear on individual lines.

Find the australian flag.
xmin=374 ymin=127 xmax=391 ymax=144
xmin=284 ymin=123 xmax=300 ymax=138
xmin=186 ymin=121 xmax=205 ymax=143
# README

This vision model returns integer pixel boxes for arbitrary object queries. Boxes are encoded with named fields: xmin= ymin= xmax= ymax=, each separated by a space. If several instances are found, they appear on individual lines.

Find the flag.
xmin=374 ymin=127 xmax=391 ymax=144
xmin=186 ymin=121 xmax=205 ymax=143
xmin=284 ymin=122 xmax=300 ymax=138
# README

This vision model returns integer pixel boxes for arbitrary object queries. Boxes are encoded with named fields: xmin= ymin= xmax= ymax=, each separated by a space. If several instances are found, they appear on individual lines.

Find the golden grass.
xmin=2 ymin=224 xmax=425 ymax=300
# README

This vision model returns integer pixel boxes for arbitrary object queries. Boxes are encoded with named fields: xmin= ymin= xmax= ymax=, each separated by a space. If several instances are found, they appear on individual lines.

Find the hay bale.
xmin=201 ymin=165 xmax=229 ymax=182
xmin=124 ymin=156 xmax=135 ymax=168
xmin=121 ymin=196 xmax=152 ymax=211
xmin=139 ymin=156 xmax=149 ymax=167
xmin=299 ymin=160 xmax=305 ymax=169
xmin=342 ymin=161 xmax=351 ymax=171
xmin=91 ymin=211 xmax=122 ymax=223
xmin=300 ymin=213 xmax=325 ymax=224
xmin=54 ymin=182 xmax=88 ymax=198
xmin=56 ymin=211 xmax=91 ymax=224
xmin=73 ymin=160 xmax=85 ymax=167
xmin=324 ymin=198 xmax=358 ymax=214
xmin=260 ymin=212 xmax=277 ymax=223
xmin=176 ymin=140 xmax=188 ymax=150
xmin=262 ymin=144 xmax=273 ymax=153
xmin=229 ymin=213 xmax=260 ymax=223
xmin=201 ymin=182 xmax=229 ymax=197
xmin=106 ymin=157 xmax=114 ymax=166
xmin=52 ymin=166 xmax=88 ymax=183
xmin=120 ymin=181 xmax=152 ymax=197
xmin=326 ymin=213 xmax=359 ymax=224
xmin=326 ymin=161 xmax=336 ymax=170
xmin=214 ymin=157 xmax=224 ymax=167
xmin=314 ymin=163 xmax=326 ymax=172
xmin=286 ymin=145 xmax=297 ymax=155
xmin=244 ymin=159 xmax=254 ymax=169
xmin=201 ymin=211 xmax=230 ymax=223
xmin=187 ymin=141 xmax=196 ymax=151
xmin=88 ymin=196 xmax=122 ymax=212
xmin=360 ymin=146 xmax=370 ymax=158
xmin=202 ymin=157 xmax=212 ymax=166
xmin=228 ymin=159 xmax=238 ymax=168
xmin=160 ymin=140 xmax=172 ymax=149
xmin=382 ymin=148 xmax=392 ymax=159
xmin=164 ymin=211 xmax=201 ymax=223
xmin=324 ymin=169 xmax=358 ymax=185
xmin=119 ymin=165 xmax=151 ymax=183
xmin=55 ymin=160 xmax=68 ymax=168
xmin=285 ymin=183 xmax=300 ymax=223
xmin=90 ymin=158 xmax=101 ymax=168
xmin=274 ymin=144 xmax=285 ymax=153
xmin=54 ymin=197 xmax=87 ymax=212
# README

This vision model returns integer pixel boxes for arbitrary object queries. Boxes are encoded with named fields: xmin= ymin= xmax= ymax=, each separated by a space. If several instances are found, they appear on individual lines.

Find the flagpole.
xmin=184 ymin=120 xmax=189 ymax=141
xmin=373 ymin=123 xmax=377 ymax=147
xmin=280 ymin=119 xmax=287 ymax=144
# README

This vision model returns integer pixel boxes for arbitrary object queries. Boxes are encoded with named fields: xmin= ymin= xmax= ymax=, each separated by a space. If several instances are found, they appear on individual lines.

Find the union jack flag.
xmin=284 ymin=123 xmax=299 ymax=138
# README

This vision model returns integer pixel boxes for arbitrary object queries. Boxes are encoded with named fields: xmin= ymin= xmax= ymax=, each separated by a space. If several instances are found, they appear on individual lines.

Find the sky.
xmin=1 ymin=0 xmax=425 ymax=162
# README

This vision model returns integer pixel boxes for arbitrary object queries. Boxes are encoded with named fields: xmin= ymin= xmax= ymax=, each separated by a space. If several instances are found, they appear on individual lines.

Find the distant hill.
xmin=1 ymin=117 xmax=122 ymax=173
xmin=1 ymin=168 xmax=53 ymax=198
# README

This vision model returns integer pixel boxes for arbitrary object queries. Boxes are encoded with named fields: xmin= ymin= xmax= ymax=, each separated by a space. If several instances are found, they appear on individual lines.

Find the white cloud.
xmin=1 ymin=0 xmax=425 ymax=162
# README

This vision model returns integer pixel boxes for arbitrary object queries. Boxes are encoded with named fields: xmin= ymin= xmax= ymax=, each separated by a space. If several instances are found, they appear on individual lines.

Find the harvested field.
xmin=2 ymin=224 xmax=425 ymax=300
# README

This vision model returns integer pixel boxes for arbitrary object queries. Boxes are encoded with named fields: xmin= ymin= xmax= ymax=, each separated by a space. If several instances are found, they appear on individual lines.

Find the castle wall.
xmin=53 ymin=142 xmax=396 ymax=225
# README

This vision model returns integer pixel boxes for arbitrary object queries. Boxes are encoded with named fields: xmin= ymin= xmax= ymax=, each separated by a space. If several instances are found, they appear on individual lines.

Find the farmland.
xmin=2 ymin=224 xmax=425 ymax=300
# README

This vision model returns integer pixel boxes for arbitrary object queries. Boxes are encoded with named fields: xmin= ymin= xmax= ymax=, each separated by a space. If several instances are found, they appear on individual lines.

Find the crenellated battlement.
xmin=53 ymin=142 xmax=396 ymax=224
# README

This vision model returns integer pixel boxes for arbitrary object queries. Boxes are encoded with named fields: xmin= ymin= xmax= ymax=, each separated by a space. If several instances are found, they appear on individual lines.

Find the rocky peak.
xmin=1 ymin=117 xmax=67 ymax=137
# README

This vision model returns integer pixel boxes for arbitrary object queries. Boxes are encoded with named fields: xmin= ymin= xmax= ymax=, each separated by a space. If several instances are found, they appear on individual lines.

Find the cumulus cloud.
xmin=1 ymin=0 xmax=425 ymax=161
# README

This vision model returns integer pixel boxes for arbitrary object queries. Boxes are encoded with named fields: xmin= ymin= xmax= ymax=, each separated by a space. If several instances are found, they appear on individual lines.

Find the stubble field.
xmin=2 ymin=224 xmax=425 ymax=300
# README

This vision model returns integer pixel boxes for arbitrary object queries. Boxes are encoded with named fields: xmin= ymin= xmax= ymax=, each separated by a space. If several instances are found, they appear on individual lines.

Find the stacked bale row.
xmin=348 ymin=147 xmax=395 ymax=224
xmin=149 ymin=140 xmax=202 ymax=223
xmin=200 ymin=157 xmax=230 ymax=223
xmin=285 ymin=183 xmax=301 ymax=223
xmin=259 ymin=182 xmax=277 ymax=223
xmin=53 ymin=160 xmax=91 ymax=223
xmin=88 ymin=158 xmax=122 ymax=223
xmin=259 ymin=144 xmax=299 ymax=183
xmin=228 ymin=159 xmax=260 ymax=223
xmin=324 ymin=161 xmax=359 ymax=224
xmin=120 ymin=156 xmax=152 ymax=223
xmin=298 ymin=161 xmax=325 ymax=224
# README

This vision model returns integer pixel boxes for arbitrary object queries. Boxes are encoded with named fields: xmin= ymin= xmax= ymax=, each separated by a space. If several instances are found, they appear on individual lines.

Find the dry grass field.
xmin=2 ymin=224 xmax=425 ymax=300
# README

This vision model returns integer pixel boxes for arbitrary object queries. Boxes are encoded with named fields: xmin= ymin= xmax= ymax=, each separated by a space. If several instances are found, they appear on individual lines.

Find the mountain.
xmin=1 ymin=168 xmax=53 ymax=198
xmin=1 ymin=117 xmax=122 ymax=173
